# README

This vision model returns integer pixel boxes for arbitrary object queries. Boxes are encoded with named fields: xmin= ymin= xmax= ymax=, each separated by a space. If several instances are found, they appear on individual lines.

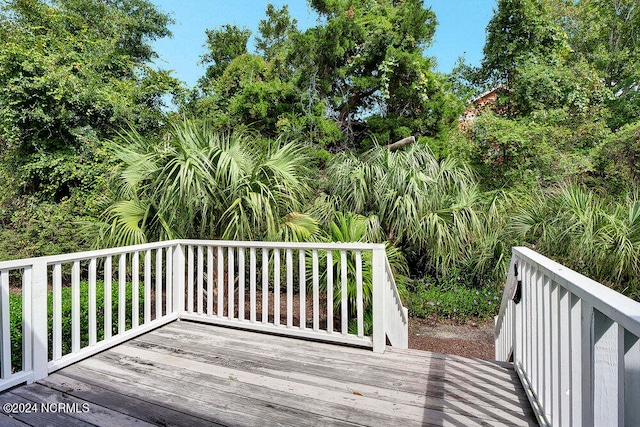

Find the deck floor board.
xmin=0 ymin=320 xmax=537 ymax=426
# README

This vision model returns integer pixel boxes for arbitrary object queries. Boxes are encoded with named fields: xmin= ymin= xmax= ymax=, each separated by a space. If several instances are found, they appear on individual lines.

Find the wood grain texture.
xmin=2 ymin=321 xmax=536 ymax=426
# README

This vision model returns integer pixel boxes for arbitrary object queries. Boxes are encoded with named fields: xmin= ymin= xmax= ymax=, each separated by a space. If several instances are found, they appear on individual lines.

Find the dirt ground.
xmin=408 ymin=316 xmax=495 ymax=360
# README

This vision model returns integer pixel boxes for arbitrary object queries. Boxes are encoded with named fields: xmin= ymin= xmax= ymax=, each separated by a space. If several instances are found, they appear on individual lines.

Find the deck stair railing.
xmin=0 ymin=239 xmax=408 ymax=392
xmin=495 ymin=247 xmax=640 ymax=426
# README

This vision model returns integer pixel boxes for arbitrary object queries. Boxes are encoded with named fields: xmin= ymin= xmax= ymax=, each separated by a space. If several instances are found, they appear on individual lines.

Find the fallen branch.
xmin=387 ymin=136 xmax=415 ymax=151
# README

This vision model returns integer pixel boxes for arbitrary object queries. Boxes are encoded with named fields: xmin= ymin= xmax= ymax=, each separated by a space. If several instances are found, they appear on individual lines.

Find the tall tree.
xmin=255 ymin=4 xmax=298 ymax=61
xmin=571 ymin=0 xmax=640 ymax=128
xmin=479 ymin=0 xmax=570 ymax=85
xmin=198 ymin=24 xmax=251 ymax=90
xmin=0 ymin=0 xmax=179 ymax=256
xmin=291 ymin=0 xmax=455 ymax=146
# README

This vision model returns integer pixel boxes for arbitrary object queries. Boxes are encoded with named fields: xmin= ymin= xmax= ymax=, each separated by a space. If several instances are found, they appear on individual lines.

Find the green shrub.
xmin=9 ymin=280 xmax=144 ymax=371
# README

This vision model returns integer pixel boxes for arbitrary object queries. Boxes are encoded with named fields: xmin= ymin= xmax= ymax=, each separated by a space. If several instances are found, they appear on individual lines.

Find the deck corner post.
xmin=372 ymin=247 xmax=386 ymax=353
xmin=173 ymin=243 xmax=186 ymax=315
xmin=31 ymin=261 xmax=49 ymax=381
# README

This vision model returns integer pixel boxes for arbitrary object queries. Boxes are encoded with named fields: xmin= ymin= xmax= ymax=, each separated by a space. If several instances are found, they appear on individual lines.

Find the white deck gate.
xmin=0 ymin=240 xmax=408 ymax=392
xmin=495 ymin=247 xmax=640 ymax=426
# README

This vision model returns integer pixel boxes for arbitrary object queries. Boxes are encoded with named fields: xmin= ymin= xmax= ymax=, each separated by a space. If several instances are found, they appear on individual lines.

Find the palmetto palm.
xmin=94 ymin=120 xmax=314 ymax=246
xmin=325 ymin=143 xmax=494 ymax=279
xmin=512 ymin=185 xmax=640 ymax=295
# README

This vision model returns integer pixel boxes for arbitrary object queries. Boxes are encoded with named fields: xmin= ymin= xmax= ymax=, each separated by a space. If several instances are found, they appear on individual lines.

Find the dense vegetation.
xmin=1 ymin=0 xmax=639 ymax=321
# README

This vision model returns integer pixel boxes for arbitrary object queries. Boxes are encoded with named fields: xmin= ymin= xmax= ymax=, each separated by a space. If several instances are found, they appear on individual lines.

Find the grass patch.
xmin=406 ymin=278 xmax=502 ymax=321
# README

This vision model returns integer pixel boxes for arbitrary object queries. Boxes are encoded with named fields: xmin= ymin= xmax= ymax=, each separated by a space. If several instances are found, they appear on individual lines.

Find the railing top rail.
xmin=176 ymin=239 xmax=386 ymax=252
xmin=494 ymin=256 xmax=517 ymax=335
xmin=513 ymin=246 xmax=640 ymax=337
xmin=384 ymin=257 xmax=408 ymax=324
xmin=0 ymin=240 xmax=178 ymax=270
xmin=0 ymin=239 xmax=386 ymax=270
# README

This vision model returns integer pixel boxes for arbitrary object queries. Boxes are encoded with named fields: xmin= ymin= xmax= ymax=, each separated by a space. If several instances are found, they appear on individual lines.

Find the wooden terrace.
xmin=1 ymin=321 xmax=536 ymax=426
xmin=2 ymin=240 xmax=639 ymax=425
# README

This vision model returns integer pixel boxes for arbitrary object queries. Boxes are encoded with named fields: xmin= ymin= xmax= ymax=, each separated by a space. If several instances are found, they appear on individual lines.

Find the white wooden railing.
xmin=0 ymin=239 xmax=408 ymax=392
xmin=495 ymin=247 xmax=640 ymax=426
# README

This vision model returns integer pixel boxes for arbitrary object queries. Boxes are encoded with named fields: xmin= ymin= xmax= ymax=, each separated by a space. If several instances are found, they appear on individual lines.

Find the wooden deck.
xmin=0 ymin=321 xmax=536 ymax=426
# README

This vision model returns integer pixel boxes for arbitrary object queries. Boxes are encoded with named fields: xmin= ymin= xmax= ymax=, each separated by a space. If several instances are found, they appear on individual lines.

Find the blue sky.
xmin=150 ymin=1 xmax=496 ymax=88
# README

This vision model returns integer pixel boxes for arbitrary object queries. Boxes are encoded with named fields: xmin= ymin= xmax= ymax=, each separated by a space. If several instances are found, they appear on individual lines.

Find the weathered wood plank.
xmin=0 ymin=412 xmax=29 ymax=426
xmin=161 ymin=321 xmax=516 ymax=377
xmin=40 ymin=374 xmax=224 ymax=427
xmin=143 ymin=323 xmax=519 ymax=389
xmin=0 ymin=391 xmax=87 ymax=427
xmin=120 ymin=337 xmax=533 ymax=425
xmin=10 ymin=384 xmax=157 ymax=427
xmin=82 ymin=347 xmax=520 ymax=427
xmin=4 ymin=320 xmax=536 ymax=427
xmin=65 ymin=359 xmax=364 ymax=427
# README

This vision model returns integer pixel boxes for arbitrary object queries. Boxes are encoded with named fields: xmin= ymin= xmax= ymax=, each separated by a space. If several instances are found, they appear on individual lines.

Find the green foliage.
xmin=569 ymin=0 xmax=640 ymax=129
xmin=296 ymin=0 xmax=455 ymax=145
xmin=406 ymin=278 xmax=501 ymax=321
xmin=0 ymin=0 xmax=178 ymax=154
xmin=470 ymin=112 xmax=597 ymax=189
xmin=0 ymin=0 xmax=179 ymax=259
xmin=480 ymin=0 xmax=570 ymax=84
xmin=199 ymin=24 xmax=251 ymax=87
xmin=594 ymin=121 xmax=640 ymax=194
xmin=256 ymin=4 xmax=298 ymax=61
xmin=94 ymin=120 xmax=315 ymax=246
xmin=9 ymin=280 xmax=144 ymax=370
xmin=511 ymin=184 xmax=640 ymax=298
xmin=323 ymin=143 xmax=507 ymax=284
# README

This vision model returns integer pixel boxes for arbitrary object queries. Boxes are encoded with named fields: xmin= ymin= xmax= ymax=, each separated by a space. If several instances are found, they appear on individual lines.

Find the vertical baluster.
xmin=559 ymin=287 xmax=571 ymax=425
xmin=542 ymin=276 xmax=551 ymax=417
xmin=132 ymin=251 xmax=139 ymax=329
xmin=250 ymin=248 xmax=256 ymax=322
xmin=312 ymin=249 xmax=319 ymax=331
xmin=53 ymin=263 xmax=63 ymax=359
xmin=72 ymin=260 xmax=81 ymax=351
xmin=21 ymin=267 xmax=32 ymax=371
xmin=165 ymin=246 xmax=172 ymax=314
xmin=570 ymin=294 xmax=583 ymax=425
xmin=104 ymin=256 xmax=112 ymax=340
xmin=625 ymin=331 xmax=640 ymax=426
xmin=217 ymin=246 xmax=224 ymax=316
xmin=326 ymin=251 xmax=333 ymax=334
xmin=118 ymin=254 xmax=126 ymax=334
xmin=187 ymin=245 xmax=194 ymax=313
xmin=88 ymin=258 xmax=97 ymax=345
xmin=273 ymin=248 xmax=280 ymax=326
xmin=593 ymin=312 xmax=621 ymax=426
xmin=341 ymin=251 xmax=348 ymax=335
xmin=207 ymin=246 xmax=214 ymax=316
xmin=286 ymin=249 xmax=293 ymax=327
xmin=228 ymin=247 xmax=235 ymax=320
xmin=155 ymin=249 xmax=162 ymax=319
xmin=521 ymin=261 xmax=529 ymax=376
xmin=238 ymin=248 xmax=245 ymax=321
xmin=197 ymin=246 xmax=204 ymax=314
xmin=550 ymin=281 xmax=560 ymax=424
xmin=144 ymin=250 xmax=151 ymax=324
xmin=262 ymin=248 xmax=269 ymax=323
xmin=299 ymin=249 xmax=306 ymax=329
xmin=536 ymin=271 xmax=544 ymax=398
xmin=355 ymin=251 xmax=364 ymax=338
xmin=0 ymin=270 xmax=10 ymax=378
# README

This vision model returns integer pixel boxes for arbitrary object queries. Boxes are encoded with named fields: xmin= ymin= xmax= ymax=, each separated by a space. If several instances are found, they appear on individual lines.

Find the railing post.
xmin=31 ymin=261 xmax=48 ymax=381
xmin=372 ymin=247 xmax=385 ymax=353
xmin=173 ymin=244 xmax=185 ymax=315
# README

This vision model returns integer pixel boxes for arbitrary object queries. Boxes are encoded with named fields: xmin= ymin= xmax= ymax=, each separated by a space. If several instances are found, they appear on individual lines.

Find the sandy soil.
xmin=408 ymin=316 xmax=495 ymax=360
